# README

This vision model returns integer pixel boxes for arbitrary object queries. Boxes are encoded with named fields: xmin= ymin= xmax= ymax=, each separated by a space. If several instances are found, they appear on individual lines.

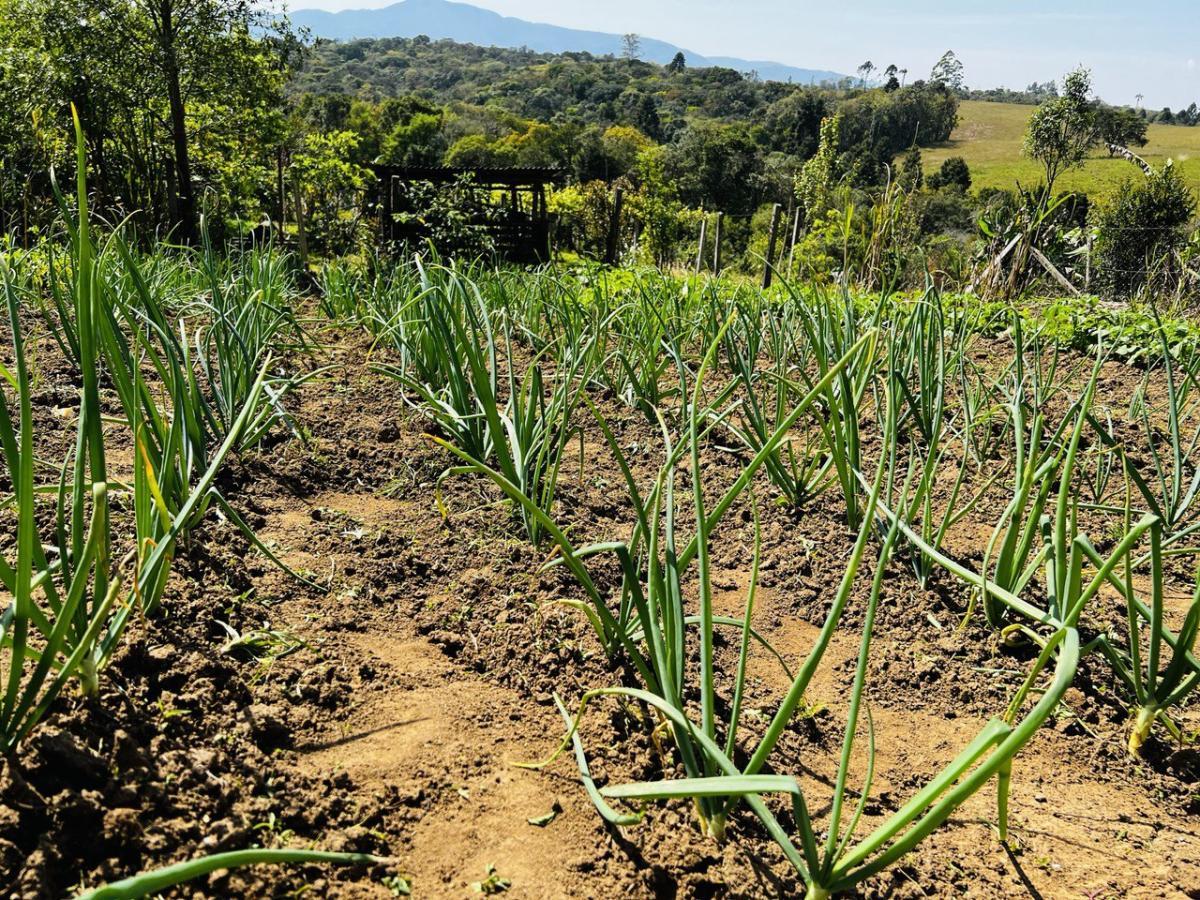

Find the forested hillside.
xmin=289 ymin=36 xmax=959 ymax=215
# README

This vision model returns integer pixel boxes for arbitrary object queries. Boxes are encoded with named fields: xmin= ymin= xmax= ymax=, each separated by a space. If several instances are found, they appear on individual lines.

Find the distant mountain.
xmin=289 ymin=0 xmax=847 ymax=85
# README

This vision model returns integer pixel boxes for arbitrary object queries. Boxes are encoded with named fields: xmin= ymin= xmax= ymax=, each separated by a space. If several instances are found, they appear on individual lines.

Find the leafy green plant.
xmin=879 ymin=323 xmax=993 ymax=588
xmin=556 ymin=461 xmax=1081 ymax=900
xmin=0 ymin=109 xmax=279 ymax=753
xmin=1092 ymin=515 xmax=1200 ymax=755
xmin=470 ymin=864 xmax=511 ymax=895
xmin=889 ymin=289 xmax=954 ymax=446
xmin=317 ymin=257 xmax=365 ymax=322
xmin=602 ymin=284 xmax=677 ymax=422
xmin=192 ymin=231 xmax=314 ymax=451
xmin=1103 ymin=316 xmax=1200 ymax=554
xmin=437 ymin=319 xmax=875 ymax=663
xmin=0 ymin=260 xmax=120 ymax=746
xmin=375 ymin=263 xmax=501 ymax=464
xmin=971 ymin=319 xmax=1090 ymax=629
xmin=74 ymin=848 xmax=379 ymax=900
xmin=721 ymin=298 xmax=830 ymax=508
xmin=784 ymin=283 xmax=880 ymax=530
xmin=434 ymin=346 xmax=592 ymax=545
xmin=1095 ymin=160 xmax=1197 ymax=299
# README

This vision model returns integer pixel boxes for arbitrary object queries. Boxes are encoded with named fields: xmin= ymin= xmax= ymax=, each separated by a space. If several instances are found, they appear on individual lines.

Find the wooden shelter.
xmin=373 ymin=165 xmax=564 ymax=263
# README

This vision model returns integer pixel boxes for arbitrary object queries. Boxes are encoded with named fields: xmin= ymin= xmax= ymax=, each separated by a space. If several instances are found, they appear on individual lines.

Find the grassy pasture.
xmin=922 ymin=100 xmax=1200 ymax=199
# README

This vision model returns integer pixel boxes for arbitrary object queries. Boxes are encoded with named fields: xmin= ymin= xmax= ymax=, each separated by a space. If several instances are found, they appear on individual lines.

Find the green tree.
xmin=762 ymin=89 xmax=827 ymax=157
xmin=623 ymin=92 xmax=662 ymax=142
xmin=380 ymin=111 xmax=446 ymax=166
xmin=110 ymin=0 xmax=294 ymax=239
xmin=796 ymin=114 xmax=843 ymax=221
xmin=1023 ymin=68 xmax=1098 ymax=194
xmin=1097 ymin=106 xmax=1149 ymax=153
xmin=663 ymin=121 xmax=761 ymax=214
xmin=496 ymin=122 xmax=574 ymax=167
xmin=290 ymin=129 xmax=372 ymax=254
xmin=628 ymin=145 xmax=694 ymax=267
xmin=548 ymin=180 xmax=615 ymax=256
xmin=445 ymin=133 xmax=507 ymax=167
xmin=836 ymin=80 xmax=959 ymax=159
xmin=930 ymin=51 xmax=965 ymax=91
xmin=347 ymin=95 xmax=440 ymax=163
xmin=4 ymin=0 xmax=294 ymax=237
xmin=600 ymin=125 xmax=653 ymax=176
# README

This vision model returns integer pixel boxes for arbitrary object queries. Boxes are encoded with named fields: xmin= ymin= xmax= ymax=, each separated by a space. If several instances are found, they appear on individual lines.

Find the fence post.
xmin=276 ymin=148 xmax=286 ymax=234
xmin=1085 ymin=234 xmax=1093 ymax=293
xmin=787 ymin=206 xmax=802 ymax=277
xmin=712 ymin=212 xmax=724 ymax=274
xmin=762 ymin=202 xmax=783 ymax=289
xmin=292 ymin=174 xmax=308 ymax=269
xmin=605 ymin=187 xmax=624 ymax=265
xmin=379 ymin=173 xmax=393 ymax=245
xmin=694 ymin=214 xmax=708 ymax=276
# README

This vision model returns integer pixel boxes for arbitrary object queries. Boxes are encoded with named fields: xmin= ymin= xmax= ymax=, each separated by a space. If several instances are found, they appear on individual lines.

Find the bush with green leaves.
xmin=390 ymin=176 xmax=499 ymax=260
xmin=1095 ymin=161 xmax=1197 ymax=298
xmin=926 ymin=156 xmax=971 ymax=193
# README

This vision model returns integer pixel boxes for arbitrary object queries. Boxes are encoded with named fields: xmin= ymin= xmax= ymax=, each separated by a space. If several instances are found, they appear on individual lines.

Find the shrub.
xmin=392 ymin=176 xmax=499 ymax=260
xmin=290 ymin=130 xmax=373 ymax=255
xmin=916 ymin=189 xmax=975 ymax=234
xmin=927 ymin=156 xmax=971 ymax=193
xmin=1095 ymin=161 xmax=1197 ymax=298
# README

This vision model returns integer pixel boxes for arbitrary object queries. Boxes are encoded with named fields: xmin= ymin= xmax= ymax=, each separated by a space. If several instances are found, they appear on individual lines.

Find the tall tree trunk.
xmin=159 ymin=0 xmax=196 ymax=242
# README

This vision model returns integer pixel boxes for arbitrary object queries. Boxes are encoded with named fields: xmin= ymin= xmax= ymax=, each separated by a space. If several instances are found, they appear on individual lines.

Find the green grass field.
xmin=922 ymin=100 xmax=1200 ymax=199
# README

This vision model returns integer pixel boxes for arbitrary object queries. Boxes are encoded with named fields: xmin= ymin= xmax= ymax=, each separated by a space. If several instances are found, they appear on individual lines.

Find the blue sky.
xmin=294 ymin=0 xmax=1200 ymax=108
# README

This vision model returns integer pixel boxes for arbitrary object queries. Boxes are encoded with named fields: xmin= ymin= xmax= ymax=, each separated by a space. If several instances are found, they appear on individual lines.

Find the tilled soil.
xmin=1 ymin=313 xmax=1199 ymax=899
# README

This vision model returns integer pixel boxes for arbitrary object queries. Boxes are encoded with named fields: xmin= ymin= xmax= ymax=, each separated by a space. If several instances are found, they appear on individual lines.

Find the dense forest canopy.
xmin=289 ymin=36 xmax=960 ymax=182
xmin=285 ymin=36 xmax=961 ymax=233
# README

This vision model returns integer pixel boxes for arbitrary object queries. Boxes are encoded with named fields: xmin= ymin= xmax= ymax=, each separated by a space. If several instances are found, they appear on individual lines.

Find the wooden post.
xmin=786 ymin=206 xmax=802 ymax=277
xmin=537 ymin=184 xmax=552 ymax=260
xmin=292 ymin=174 xmax=308 ymax=270
xmin=694 ymin=214 xmax=708 ymax=276
xmin=605 ymin=187 xmax=624 ymax=265
xmin=1085 ymin=234 xmax=1093 ymax=293
xmin=379 ymin=172 xmax=393 ymax=245
xmin=762 ymin=202 xmax=783 ymax=289
xmin=276 ymin=148 xmax=286 ymax=234
xmin=712 ymin=212 xmax=724 ymax=274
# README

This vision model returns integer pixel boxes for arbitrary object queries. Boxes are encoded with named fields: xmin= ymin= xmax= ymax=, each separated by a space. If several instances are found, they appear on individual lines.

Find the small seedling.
xmin=471 ymin=865 xmax=511 ymax=895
